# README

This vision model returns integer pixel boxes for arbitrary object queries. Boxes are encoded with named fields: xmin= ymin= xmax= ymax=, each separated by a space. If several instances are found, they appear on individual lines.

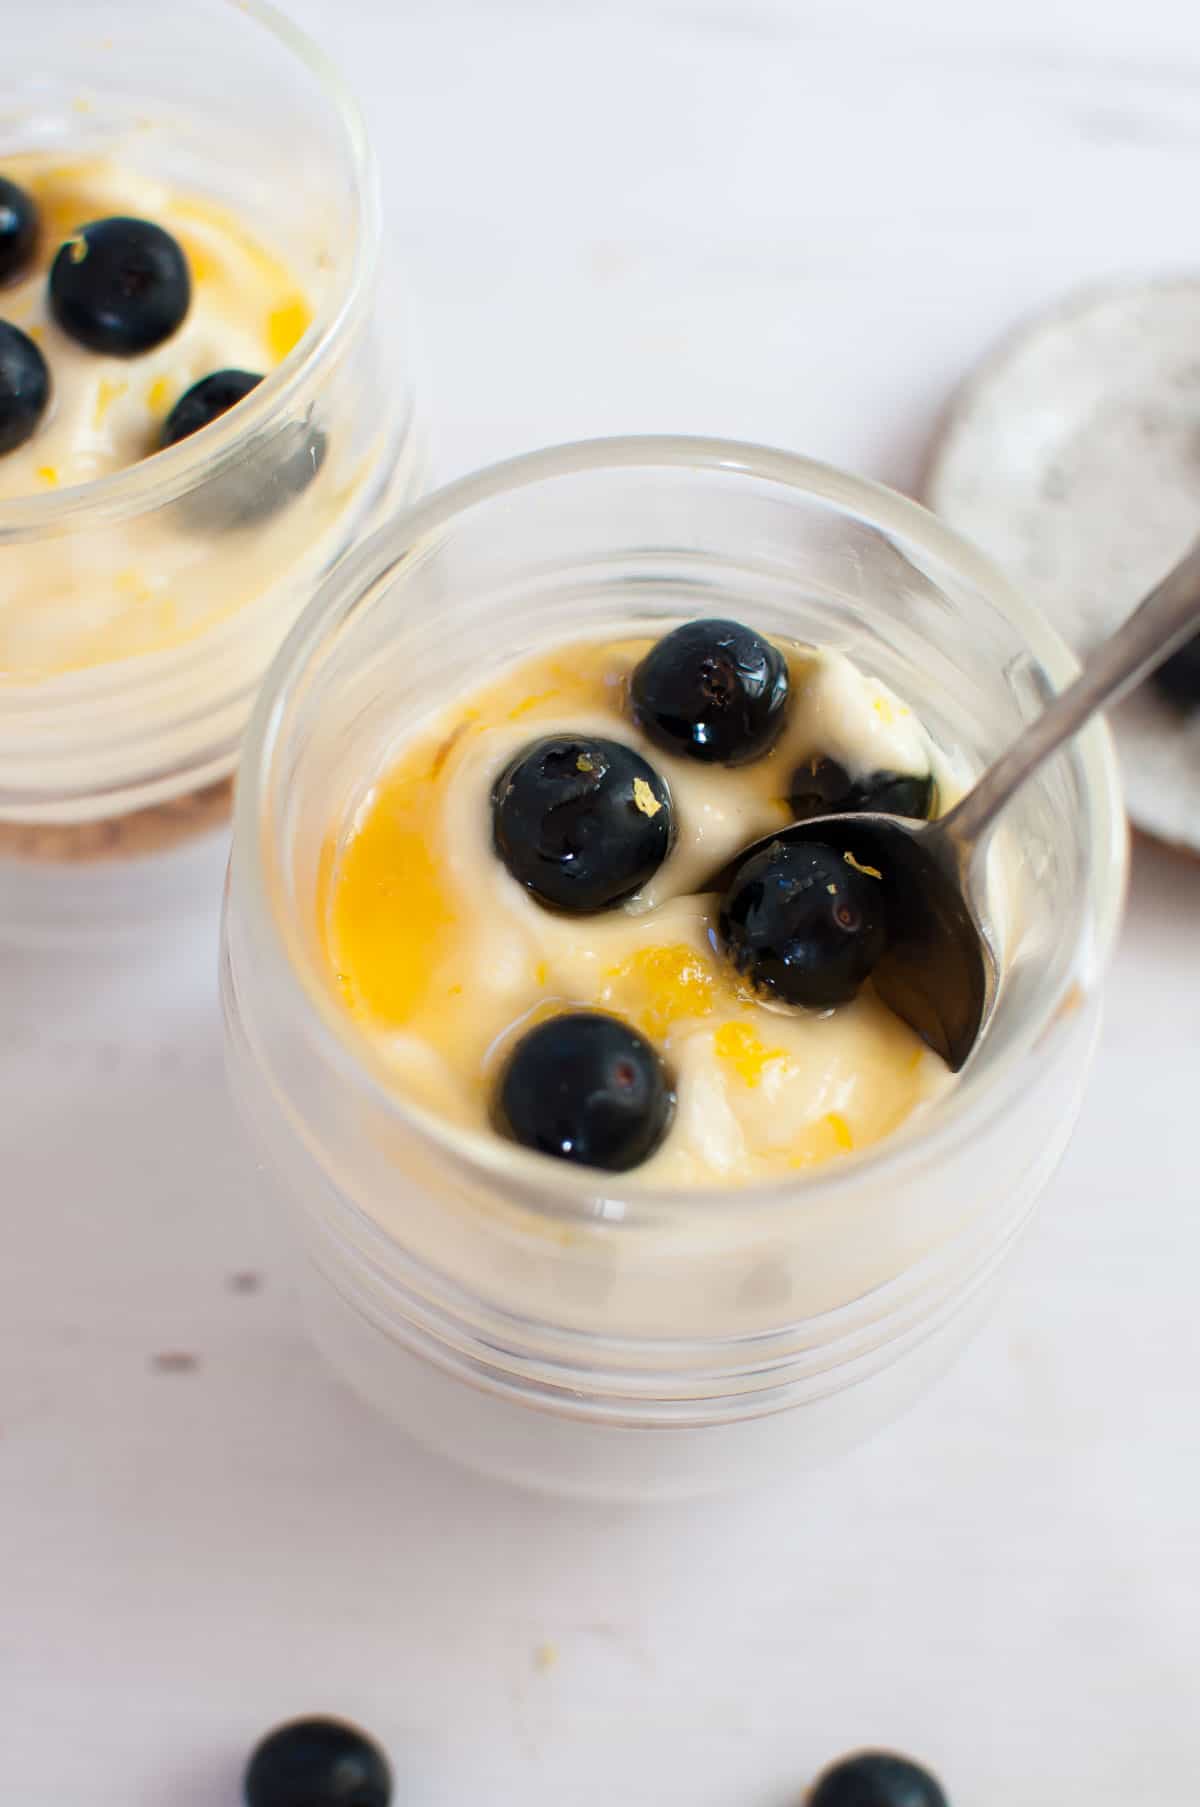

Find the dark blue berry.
xmin=163 ymin=369 xmax=326 ymax=528
xmin=494 ymin=1011 xmax=674 ymax=1171
xmin=0 ymin=321 xmax=50 ymax=455
xmin=789 ymin=754 xmax=935 ymax=823
xmin=49 ymin=216 xmax=190 ymax=354
xmin=1152 ymin=633 xmax=1200 ymax=710
xmin=718 ymin=838 xmax=886 ymax=1009
xmin=809 ymin=1750 xmax=948 ymax=1807
xmin=244 ymin=1716 xmax=391 ymax=1807
xmin=161 ymin=368 xmax=262 ymax=446
xmin=0 ymin=176 xmax=38 ymax=284
xmin=631 ymin=618 xmax=789 ymax=765
xmin=492 ymin=734 xmax=672 ymax=913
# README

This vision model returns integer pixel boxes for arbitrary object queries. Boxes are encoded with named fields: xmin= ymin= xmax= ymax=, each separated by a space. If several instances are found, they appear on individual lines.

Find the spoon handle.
xmin=944 ymin=536 xmax=1200 ymax=852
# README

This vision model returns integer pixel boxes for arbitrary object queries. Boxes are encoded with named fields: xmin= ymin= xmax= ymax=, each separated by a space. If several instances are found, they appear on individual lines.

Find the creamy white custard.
xmin=322 ymin=633 xmax=958 ymax=1187
xmin=0 ymin=154 xmax=341 ymax=684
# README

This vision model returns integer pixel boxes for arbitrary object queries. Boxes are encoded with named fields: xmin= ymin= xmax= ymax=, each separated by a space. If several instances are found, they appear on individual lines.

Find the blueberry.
xmin=161 ymin=368 xmax=262 ymax=446
xmin=492 ymin=734 xmax=672 ymax=913
xmin=162 ymin=368 xmax=326 ymax=528
xmin=630 ymin=618 xmax=789 ymax=764
xmin=1152 ymin=633 xmax=1200 ymax=710
xmin=494 ymin=1011 xmax=674 ymax=1170
xmin=809 ymin=1750 xmax=948 ymax=1807
xmin=789 ymin=754 xmax=935 ymax=822
xmin=718 ymin=838 xmax=887 ymax=1009
xmin=49 ymin=216 xmax=190 ymax=354
xmin=244 ymin=1716 xmax=391 ymax=1807
xmin=0 ymin=321 xmax=49 ymax=455
xmin=0 ymin=176 xmax=38 ymax=284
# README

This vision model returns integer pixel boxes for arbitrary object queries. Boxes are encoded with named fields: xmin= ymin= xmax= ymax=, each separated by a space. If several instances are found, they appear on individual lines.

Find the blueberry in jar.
xmin=162 ymin=367 xmax=327 ymax=528
xmin=0 ymin=321 xmax=49 ymax=455
xmin=243 ymin=1715 xmax=392 ymax=1807
xmin=718 ymin=838 xmax=887 ymax=1009
xmin=630 ymin=617 xmax=789 ymax=764
xmin=1151 ymin=632 xmax=1200 ymax=711
xmin=789 ymin=753 xmax=935 ymax=823
xmin=0 ymin=176 xmax=38 ymax=284
xmin=492 ymin=734 xmax=672 ymax=913
xmin=808 ymin=1749 xmax=949 ymax=1807
xmin=494 ymin=1011 xmax=674 ymax=1171
xmin=49 ymin=216 xmax=190 ymax=355
xmin=161 ymin=368 xmax=263 ymax=446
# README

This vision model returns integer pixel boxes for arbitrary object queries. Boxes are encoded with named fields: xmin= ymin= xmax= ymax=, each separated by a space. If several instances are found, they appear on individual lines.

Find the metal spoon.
xmin=712 ymin=539 xmax=1200 ymax=1071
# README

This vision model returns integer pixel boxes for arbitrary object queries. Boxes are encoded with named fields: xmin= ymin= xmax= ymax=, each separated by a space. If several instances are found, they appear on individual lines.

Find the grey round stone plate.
xmin=924 ymin=277 xmax=1200 ymax=852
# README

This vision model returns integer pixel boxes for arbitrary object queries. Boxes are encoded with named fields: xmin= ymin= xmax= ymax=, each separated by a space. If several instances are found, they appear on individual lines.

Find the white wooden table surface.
xmin=3 ymin=3 xmax=1199 ymax=1801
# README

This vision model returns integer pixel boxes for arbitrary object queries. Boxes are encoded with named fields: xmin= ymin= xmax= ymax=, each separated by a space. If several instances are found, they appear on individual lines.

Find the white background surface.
xmin=3 ymin=2 xmax=1199 ymax=1801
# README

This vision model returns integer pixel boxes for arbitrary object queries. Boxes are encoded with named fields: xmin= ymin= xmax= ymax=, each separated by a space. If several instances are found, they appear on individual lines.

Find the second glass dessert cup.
xmin=0 ymin=0 xmax=424 ymax=941
xmin=221 ymin=437 xmax=1127 ymax=1502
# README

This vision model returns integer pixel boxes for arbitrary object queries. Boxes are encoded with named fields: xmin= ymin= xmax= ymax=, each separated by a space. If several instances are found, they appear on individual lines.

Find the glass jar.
xmin=221 ymin=437 xmax=1126 ymax=1502
xmin=0 ymin=0 xmax=424 ymax=942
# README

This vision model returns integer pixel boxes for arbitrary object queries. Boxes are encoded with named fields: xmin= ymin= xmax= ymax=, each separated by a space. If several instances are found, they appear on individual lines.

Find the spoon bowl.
xmin=711 ymin=537 xmax=1200 ymax=1069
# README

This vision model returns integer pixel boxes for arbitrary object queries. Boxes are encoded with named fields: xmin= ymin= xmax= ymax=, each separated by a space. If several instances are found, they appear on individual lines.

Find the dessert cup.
xmin=0 ymin=0 xmax=424 ymax=942
xmin=221 ymin=437 xmax=1127 ymax=1501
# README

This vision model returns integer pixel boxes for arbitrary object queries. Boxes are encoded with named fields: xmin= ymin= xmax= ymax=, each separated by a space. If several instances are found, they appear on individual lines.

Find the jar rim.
xmin=0 ymin=0 xmax=378 ymax=542
xmin=231 ymin=434 xmax=1128 ymax=1228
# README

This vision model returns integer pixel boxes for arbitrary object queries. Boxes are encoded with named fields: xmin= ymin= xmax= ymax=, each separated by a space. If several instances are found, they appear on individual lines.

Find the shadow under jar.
xmin=221 ymin=437 xmax=1126 ymax=1503
xmin=0 ymin=0 xmax=424 ymax=943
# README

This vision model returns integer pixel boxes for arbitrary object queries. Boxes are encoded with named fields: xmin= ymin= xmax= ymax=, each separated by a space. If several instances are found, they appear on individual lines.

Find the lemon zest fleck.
xmin=844 ymin=849 xmax=882 ymax=881
xmin=632 ymin=777 xmax=662 ymax=817
xmin=36 ymin=465 xmax=59 ymax=487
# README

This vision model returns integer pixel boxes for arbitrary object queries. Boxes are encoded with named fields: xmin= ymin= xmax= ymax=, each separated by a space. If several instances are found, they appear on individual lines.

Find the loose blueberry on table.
xmin=244 ymin=1716 xmax=392 ymax=1807
xmin=631 ymin=616 xmax=790 ymax=764
xmin=0 ymin=320 xmax=50 ymax=455
xmin=0 ymin=174 xmax=38 ymax=284
xmin=808 ymin=1749 xmax=949 ymax=1807
xmin=49 ymin=214 xmax=191 ymax=355
xmin=494 ymin=1010 xmax=675 ymax=1171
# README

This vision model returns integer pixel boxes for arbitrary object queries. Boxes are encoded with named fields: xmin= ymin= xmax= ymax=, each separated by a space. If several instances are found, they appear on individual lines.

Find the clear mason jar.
xmin=0 ymin=0 xmax=424 ymax=942
xmin=221 ymin=437 xmax=1127 ymax=1503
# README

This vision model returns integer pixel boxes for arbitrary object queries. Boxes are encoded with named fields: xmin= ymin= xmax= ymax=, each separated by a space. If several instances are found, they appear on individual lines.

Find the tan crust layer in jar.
xmin=0 ymin=776 xmax=232 ymax=861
